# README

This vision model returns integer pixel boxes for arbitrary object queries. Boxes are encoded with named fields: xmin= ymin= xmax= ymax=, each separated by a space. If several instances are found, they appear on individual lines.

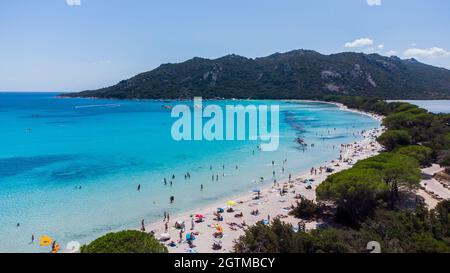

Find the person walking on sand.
xmin=164 ymin=211 xmax=167 ymax=221
xmin=165 ymin=222 xmax=168 ymax=233
xmin=141 ymin=219 xmax=145 ymax=232
xmin=191 ymin=218 xmax=195 ymax=230
xmin=167 ymin=213 xmax=170 ymax=222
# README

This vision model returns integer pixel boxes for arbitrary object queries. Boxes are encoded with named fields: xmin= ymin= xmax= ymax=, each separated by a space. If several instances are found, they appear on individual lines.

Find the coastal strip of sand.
xmin=142 ymin=107 xmax=386 ymax=253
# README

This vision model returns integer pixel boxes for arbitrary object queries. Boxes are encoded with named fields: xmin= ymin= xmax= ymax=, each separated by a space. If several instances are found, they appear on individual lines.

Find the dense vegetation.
xmin=80 ymin=230 xmax=168 ymax=253
xmin=235 ymin=97 xmax=450 ymax=253
xmin=66 ymin=50 xmax=450 ymax=100
xmin=234 ymin=201 xmax=450 ymax=253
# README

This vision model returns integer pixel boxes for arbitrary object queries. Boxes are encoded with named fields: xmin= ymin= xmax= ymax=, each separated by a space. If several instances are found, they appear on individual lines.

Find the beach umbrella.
xmin=39 ymin=235 xmax=53 ymax=247
xmin=186 ymin=233 xmax=196 ymax=241
xmin=252 ymin=188 xmax=261 ymax=193
xmin=216 ymin=225 xmax=224 ymax=233
xmin=159 ymin=233 xmax=171 ymax=241
xmin=227 ymin=201 xmax=237 ymax=206
xmin=195 ymin=214 xmax=205 ymax=218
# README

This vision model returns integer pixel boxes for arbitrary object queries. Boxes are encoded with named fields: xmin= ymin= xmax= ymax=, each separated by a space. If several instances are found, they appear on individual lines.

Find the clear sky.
xmin=1 ymin=0 xmax=449 ymax=92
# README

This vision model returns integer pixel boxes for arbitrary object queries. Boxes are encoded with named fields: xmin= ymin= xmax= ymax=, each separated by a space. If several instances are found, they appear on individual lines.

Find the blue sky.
xmin=1 ymin=0 xmax=449 ymax=92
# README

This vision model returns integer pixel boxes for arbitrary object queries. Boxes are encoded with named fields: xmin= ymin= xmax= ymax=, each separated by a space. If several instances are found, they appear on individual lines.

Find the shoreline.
xmin=139 ymin=105 xmax=385 ymax=253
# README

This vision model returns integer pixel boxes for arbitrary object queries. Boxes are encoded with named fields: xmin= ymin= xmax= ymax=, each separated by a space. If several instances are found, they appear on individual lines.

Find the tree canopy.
xmin=80 ymin=230 xmax=168 ymax=253
xmin=377 ymin=130 xmax=411 ymax=150
xmin=396 ymin=145 xmax=433 ymax=167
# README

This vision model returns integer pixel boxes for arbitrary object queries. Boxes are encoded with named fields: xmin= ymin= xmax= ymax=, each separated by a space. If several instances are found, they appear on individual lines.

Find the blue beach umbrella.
xmin=186 ymin=233 xmax=196 ymax=241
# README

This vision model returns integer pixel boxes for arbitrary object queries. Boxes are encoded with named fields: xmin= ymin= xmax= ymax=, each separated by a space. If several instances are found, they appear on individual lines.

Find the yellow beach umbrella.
xmin=39 ymin=235 xmax=53 ymax=247
xmin=227 ymin=201 xmax=237 ymax=206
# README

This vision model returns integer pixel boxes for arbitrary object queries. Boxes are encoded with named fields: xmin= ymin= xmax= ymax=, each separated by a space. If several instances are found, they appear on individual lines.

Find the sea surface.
xmin=0 ymin=93 xmax=380 ymax=252
xmin=389 ymin=100 xmax=450 ymax=113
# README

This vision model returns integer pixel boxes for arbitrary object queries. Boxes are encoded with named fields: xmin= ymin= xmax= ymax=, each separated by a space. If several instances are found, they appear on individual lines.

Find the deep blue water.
xmin=0 ymin=92 xmax=379 ymax=252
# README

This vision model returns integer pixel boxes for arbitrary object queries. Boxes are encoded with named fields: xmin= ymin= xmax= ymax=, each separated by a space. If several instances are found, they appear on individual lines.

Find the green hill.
xmin=66 ymin=50 xmax=450 ymax=100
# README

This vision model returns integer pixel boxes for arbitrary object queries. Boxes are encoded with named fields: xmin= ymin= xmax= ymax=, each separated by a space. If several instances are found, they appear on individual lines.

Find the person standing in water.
xmin=137 ymin=184 xmax=141 ymax=191
xmin=170 ymin=196 xmax=175 ymax=204
xmin=200 ymin=184 xmax=203 ymax=191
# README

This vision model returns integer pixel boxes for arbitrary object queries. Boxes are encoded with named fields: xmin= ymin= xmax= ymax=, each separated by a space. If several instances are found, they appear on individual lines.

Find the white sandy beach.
xmin=142 ymin=108 xmax=388 ymax=253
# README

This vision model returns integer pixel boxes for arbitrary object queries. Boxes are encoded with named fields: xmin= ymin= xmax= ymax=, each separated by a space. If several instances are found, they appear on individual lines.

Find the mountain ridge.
xmin=66 ymin=49 xmax=450 ymax=100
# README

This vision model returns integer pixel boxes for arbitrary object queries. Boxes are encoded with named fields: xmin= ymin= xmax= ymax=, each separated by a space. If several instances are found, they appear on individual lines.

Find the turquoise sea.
xmin=0 ymin=92 xmax=380 ymax=252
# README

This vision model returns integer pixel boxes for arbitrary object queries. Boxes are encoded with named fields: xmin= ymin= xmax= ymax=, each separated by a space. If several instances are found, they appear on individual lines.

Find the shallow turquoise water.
xmin=0 ymin=93 xmax=379 ymax=252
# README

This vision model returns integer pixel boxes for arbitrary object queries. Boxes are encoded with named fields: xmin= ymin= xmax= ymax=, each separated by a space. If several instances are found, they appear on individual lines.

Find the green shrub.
xmin=289 ymin=197 xmax=321 ymax=220
xmin=80 ymin=230 xmax=168 ymax=253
